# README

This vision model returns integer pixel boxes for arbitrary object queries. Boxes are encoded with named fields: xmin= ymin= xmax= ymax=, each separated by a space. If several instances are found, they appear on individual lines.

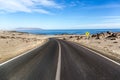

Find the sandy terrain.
xmin=59 ymin=32 xmax=120 ymax=63
xmin=0 ymin=31 xmax=48 ymax=63
xmin=1 ymin=30 xmax=120 ymax=63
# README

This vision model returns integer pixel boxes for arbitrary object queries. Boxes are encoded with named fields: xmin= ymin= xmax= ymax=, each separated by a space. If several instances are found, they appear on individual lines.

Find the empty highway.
xmin=0 ymin=38 xmax=120 ymax=80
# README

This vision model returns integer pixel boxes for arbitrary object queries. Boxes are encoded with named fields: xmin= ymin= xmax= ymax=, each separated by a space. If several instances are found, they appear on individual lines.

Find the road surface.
xmin=0 ymin=38 xmax=120 ymax=80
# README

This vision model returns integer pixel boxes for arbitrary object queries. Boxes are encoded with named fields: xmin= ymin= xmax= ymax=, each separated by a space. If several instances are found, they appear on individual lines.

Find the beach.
xmin=0 ymin=31 xmax=48 ymax=63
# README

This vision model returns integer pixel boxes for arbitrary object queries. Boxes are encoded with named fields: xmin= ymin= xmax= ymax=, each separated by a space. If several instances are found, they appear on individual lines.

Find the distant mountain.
xmin=16 ymin=27 xmax=43 ymax=30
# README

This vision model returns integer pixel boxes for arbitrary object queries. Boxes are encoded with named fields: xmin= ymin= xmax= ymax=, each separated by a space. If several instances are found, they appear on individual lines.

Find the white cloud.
xmin=76 ymin=15 xmax=120 ymax=29
xmin=101 ymin=16 xmax=120 ymax=23
xmin=33 ymin=9 xmax=51 ymax=14
xmin=103 ymin=19 xmax=120 ymax=23
xmin=0 ymin=0 xmax=62 ymax=14
xmin=37 ymin=0 xmax=62 ymax=8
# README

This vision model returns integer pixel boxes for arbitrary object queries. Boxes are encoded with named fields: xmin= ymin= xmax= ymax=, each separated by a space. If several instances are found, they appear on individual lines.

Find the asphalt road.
xmin=0 ymin=39 xmax=120 ymax=80
xmin=59 ymin=40 xmax=120 ymax=80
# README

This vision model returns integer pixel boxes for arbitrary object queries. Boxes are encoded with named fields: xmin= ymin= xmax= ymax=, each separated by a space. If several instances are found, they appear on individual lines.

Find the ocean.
xmin=17 ymin=29 xmax=120 ymax=35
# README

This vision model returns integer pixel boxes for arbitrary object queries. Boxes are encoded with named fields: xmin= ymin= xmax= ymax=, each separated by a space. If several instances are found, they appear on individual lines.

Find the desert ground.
xmin=60 ymin=31 xmax=120 ymax=63
xmin=0 ymin=30 xmax=120 ymax=63
xmin=0 ymin=31 xmax=48 ymax=63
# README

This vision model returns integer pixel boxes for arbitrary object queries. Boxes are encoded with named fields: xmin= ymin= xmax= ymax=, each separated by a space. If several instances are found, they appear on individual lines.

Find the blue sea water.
xmin=17 ymin=29 xmax=120 ymax=35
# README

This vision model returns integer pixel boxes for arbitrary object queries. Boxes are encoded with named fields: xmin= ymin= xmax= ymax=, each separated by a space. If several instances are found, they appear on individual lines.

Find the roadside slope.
xmin=0 ymin=31 xmax=48 ymax=63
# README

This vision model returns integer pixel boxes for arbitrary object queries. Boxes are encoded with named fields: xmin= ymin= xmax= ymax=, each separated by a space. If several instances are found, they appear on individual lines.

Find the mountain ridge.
xmin=16 ymin=27 xmax=43 ymax=30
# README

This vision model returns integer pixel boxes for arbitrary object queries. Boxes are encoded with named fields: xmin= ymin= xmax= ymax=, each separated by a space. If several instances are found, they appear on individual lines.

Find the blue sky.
xmin=0 ymin=0 xmax=120 ymax=30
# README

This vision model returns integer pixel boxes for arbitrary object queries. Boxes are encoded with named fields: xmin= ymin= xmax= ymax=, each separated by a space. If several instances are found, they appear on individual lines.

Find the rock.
xmin=106 ymin=33 xmax=118 ymax=40
xmin=69 ymin=36 xmax=73 ymax=38
xmin=6 ymin=36 xmax=10 ymax=38
xmin=116 ymin=33 xmax=120 ymax=36
xmin=113 ymin=41 xmax=118 ymax=43
xmin=96 ymin=33 xmax=100 ymax=39
xmin=0 ymin=36 xmax=7 ymax=39
xmin=80 ymin=36 xmax=83 ymax=39
xmin=11 ymin=36 xmax=16 ymax=39
xmin=91 ymin=34 xmax=97 ymax=37
xmin=111 ymin=33 xmax=117 ymax=37
xmin=76 ymin=37 xmax=80 ymax=40
xmin=106 ymin=31 xmax=113 ymax=35
xmin=111 ymin=38 xmax=116 ymax=40
xmin=63 ymin=38 xmax=66 ymax=40
xmin=106 ymin=37 xmax=116 ymax=40
xmin=91 ymin=33 xmax=105 ymax=39
xmin=74 ymin=36 xmax=79 ymax=38
xmin=12 ymin=33 xmax=15 ymax=36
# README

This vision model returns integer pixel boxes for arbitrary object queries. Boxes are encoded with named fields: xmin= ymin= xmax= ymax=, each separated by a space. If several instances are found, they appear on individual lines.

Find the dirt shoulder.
xmin=59 ymin=32 xmax=120 ymax=63
xmin=0 ymin=31 xmax=48 ymax=63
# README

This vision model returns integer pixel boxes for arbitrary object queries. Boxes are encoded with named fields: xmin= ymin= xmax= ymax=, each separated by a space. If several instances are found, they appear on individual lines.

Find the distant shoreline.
xmin=15 ymin=29 xmax=120 ymax=35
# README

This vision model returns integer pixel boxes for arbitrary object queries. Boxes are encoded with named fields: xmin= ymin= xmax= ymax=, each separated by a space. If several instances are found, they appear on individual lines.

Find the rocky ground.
xmin=0 ymin=31 xmax=48 ymax=63
xmin=60 ymin=31 xmax=120 ymax=63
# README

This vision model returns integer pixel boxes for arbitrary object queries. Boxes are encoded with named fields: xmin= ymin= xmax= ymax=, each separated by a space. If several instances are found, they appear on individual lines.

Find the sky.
xmin=0 ymin=0 xmax=120 ymax=30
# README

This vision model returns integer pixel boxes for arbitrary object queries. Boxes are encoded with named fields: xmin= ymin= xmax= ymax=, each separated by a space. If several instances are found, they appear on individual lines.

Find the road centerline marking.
xmin=55 ymin=41 xmax=61 ymax=80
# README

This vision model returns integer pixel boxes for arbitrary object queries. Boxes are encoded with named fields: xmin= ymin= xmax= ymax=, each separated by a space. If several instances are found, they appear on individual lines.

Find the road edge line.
xmin=55 ymin=41 xmax=61 ymax=80
xmin=73 ymin=42 xmax=120 ymax=66
xmin=0 ymin=39 xmax=49 ymax=66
